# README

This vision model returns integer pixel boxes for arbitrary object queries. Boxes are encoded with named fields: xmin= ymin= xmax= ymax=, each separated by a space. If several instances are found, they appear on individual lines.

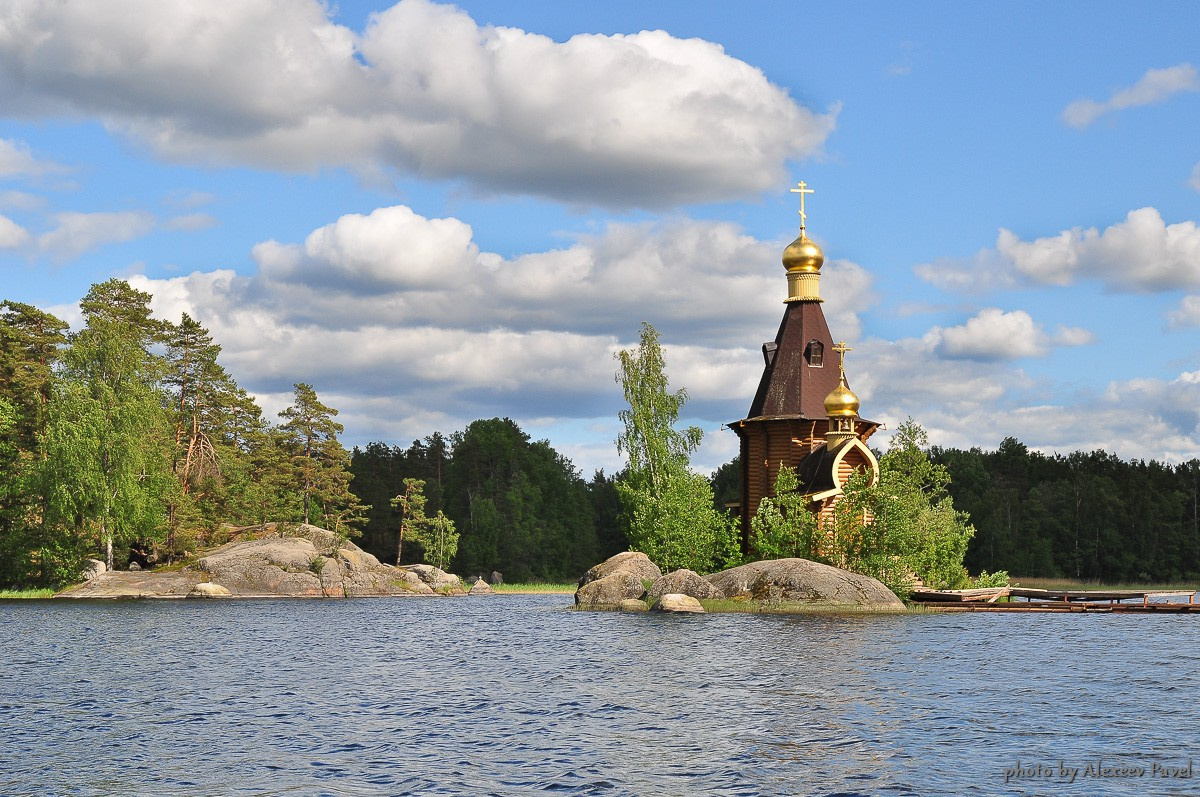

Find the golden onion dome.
xmin=782 ymin=232 xmax=824 ymax=273
xmin=823 ymin=378 xmax=860 ymax=417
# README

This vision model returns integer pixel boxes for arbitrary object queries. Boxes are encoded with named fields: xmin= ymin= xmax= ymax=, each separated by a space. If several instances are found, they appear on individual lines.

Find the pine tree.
xmin=0 ymin=302 xmax=68 ymax=585
xmin=278 ymin=383 xmax=365 ymax=535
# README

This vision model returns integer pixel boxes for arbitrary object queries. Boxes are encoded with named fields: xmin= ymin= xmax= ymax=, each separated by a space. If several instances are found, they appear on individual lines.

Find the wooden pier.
xmin=909 ymin=586 xmax=1199 ymax=613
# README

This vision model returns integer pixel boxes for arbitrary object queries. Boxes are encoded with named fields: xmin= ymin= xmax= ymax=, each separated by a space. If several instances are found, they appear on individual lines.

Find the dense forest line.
xmin=931 ymin=441 xmax=1200 ymax=583
xmin=347 ymin=424 xmax=629 ymax=581
xmin=4 ymin=279 xmax=1199 ymax=589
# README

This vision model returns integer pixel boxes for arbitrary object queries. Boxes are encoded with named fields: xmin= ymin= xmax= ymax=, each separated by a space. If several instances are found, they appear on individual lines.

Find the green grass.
xmin=698 ymin=597 xmax=910 ymax=614
xmin=0 ymin=588 xmax=56 ymax=599
xmin=492 ymin=582 xmax=576 ymax=594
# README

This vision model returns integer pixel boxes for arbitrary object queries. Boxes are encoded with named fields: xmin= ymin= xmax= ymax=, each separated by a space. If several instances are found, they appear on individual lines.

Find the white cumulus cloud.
xmin=0 ymin=138 xmax=66 ymax=178
xmin=998 ymin=207 xmax=1200 ymax=291
xmin=1167 ymin=295 xmax=1200 ymax=328
xmin=0 ymin=214 xmax=30 ymax=248
xmin=919 ymin=207 xmax=1200 ymax=298
xmin=0 ymin=0 xmax=835 ymax=207
xmin=854 ymin=333 xmax=1200 ymax=464
xmin=1062 ymin=63 xmax=1199 ymax=128
xmin=38 ymin=210 xmax=156 ymax=260
xmin=128 ymin=203 xmax=876 ymax=463
xmin=930 ymin=308 xmax=1050 ymax=360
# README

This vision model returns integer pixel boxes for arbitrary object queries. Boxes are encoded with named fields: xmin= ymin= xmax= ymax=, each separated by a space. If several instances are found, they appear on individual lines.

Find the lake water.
xmin=2 ymin=595 xmax=1198 ymax=797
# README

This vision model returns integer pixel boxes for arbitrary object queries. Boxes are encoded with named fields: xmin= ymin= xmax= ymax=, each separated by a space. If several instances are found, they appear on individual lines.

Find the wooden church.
xmin=729 ymin=182 xmax=880 ymax=541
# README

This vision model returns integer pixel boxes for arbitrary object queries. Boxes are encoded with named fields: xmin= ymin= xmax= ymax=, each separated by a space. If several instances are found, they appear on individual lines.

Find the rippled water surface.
xmin=2 ymin=596 xmax=1199 ymax=796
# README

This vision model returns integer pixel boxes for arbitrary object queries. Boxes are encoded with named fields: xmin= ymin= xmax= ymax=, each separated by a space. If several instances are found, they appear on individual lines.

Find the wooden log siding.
xmin=739 ymin=417 xmax=830 ymax=534
xmin=837 ymin=449 xmax=863 ymax=484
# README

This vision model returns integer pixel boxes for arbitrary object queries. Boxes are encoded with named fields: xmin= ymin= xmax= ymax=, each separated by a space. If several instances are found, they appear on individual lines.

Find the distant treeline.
xmin=349 ymin=422 xmax=629 ymax=581
xmin=932 ymin=440 xmax=1200 ymax=582
xmin=5 ymin=281 xmax=1198 ymax=588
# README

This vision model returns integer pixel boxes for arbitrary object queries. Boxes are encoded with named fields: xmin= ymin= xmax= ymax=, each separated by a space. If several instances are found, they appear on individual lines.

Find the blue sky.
xmin=2 ymin=0 xmax=1199 ymax=474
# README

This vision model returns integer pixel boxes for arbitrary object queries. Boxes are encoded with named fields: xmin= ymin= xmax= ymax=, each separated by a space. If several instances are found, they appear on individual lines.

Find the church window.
xmin=805 ymin=340 xmax=824 ymax=366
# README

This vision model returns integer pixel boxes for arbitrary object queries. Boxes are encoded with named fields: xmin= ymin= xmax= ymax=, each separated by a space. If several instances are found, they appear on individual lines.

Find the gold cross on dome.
xmin=833 ymin=340 xmax=851 ymax=373
xmin=790 ymin=180 xmax=815 ymax=232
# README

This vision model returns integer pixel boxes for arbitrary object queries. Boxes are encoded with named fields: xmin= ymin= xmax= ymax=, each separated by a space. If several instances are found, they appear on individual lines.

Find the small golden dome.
xmin=823 ymin=378 xmax=859 ymax=417
xmin=782 ymin=233 xmax=824 ymax=273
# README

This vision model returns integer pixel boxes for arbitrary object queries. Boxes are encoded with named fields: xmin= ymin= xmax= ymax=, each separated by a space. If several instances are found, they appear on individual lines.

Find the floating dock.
xmin=909 ymin=587 xmax=1199 ymax=613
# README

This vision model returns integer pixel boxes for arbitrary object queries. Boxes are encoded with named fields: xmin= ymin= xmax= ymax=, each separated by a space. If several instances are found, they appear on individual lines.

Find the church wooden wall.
xmin=737 ymin=417 xmax=828 ymax=538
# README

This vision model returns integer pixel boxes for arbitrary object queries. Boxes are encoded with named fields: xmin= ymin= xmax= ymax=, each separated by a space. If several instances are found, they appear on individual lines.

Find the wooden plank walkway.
xmin=910 ymin=586 xmax=1198 ymax=613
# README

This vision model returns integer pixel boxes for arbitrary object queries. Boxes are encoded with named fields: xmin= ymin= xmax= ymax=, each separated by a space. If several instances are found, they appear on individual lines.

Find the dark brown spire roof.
xmin=745 ymin=300 xmax=842 ymax=420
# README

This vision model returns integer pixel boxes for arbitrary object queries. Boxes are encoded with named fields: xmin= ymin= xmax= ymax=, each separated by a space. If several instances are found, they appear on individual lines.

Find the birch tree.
xmin=614 ymin=322 xmax=738 ymax=573
xmin=41 ymin=297 xmax=171 ymax=571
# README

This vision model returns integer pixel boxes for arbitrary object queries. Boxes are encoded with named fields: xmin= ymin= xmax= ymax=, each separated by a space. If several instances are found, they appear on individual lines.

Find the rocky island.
xmin=56 ymin=524 xmax=492 ymax=599
xmin=574 ymin=551 xmax=905 ymax=613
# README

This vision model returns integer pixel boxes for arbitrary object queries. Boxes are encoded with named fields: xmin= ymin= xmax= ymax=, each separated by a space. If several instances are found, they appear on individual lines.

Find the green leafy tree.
xmin=746 ymin=420 xmax=974 ymax=597
xmin=239 ymin=426 xmax=303 ymax=527
xmin=749 ymin=465 xmax=818 ymax=560
xmin=710 ymin=457 xmax=741 ymax=514
xmin=841 ymin=419 xmax=975 ymax=595
xmin=350 ymin=434 xmax=452 ymax=563
xmin=424 ymin=510 xmax=458 ymax=571
xmin=588 ymin=469 xmax=627 ymax=561
xmin=164 ymin=314 xmax=224 ymax=492
xmin=40 ymin=293 xmax=173 ymax=573
xmin=0 ymin=301 xmax=68 ymax=453
xmin=161 ymin=312 xmax=260 ymax=551
xmin=614 ymin=322 xmax=738 ymax=573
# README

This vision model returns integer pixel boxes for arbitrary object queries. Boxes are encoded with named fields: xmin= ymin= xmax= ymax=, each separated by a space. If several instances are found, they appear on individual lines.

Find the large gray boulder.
xmin=575 ymin=572 xmax=646 ymax=608
xmin=403 ymin=564 xmax=466 ymax=595
xmin=651 ymin=593 xmax=706 ymax=614
xmin=188 ymin=582 xmax=232 ymax=598
xmin=578 ymin=551 xmax=661 ymax=588
xmin=646 ymin=569 xmax=722 ymax=604
xmin=706 ymin=558 xmax=904 ymax=610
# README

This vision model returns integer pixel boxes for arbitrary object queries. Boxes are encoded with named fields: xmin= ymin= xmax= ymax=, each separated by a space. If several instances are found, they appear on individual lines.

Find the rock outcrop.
xmin=575 ymin=572 xmax=646 ymax=608
xmin=57 ymin=570 xmax=199 ymax=599
xmin=56 ymin=524 xmax=460 ymax=599
xmin=706 ymin=558 xmax=904 ymax=610
xmin=573 ymin=553 xmax=905 ymax=613
xmin=469 ymin=578 xmax=495 ymax=595
xmin=651 ymin=593 xmax=705 ymax=614
xmin=646 ymin=569 xmax=722 ymax=604
xmin=577 ymin=551 xmax=661 ymax=589
xmin=404 ymin=564 xmax=466 ymax=595
xmin=574 ymin=551 xmax=665 ymax=608
xmin=82 ymin=559 xmax=106 ymax=581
